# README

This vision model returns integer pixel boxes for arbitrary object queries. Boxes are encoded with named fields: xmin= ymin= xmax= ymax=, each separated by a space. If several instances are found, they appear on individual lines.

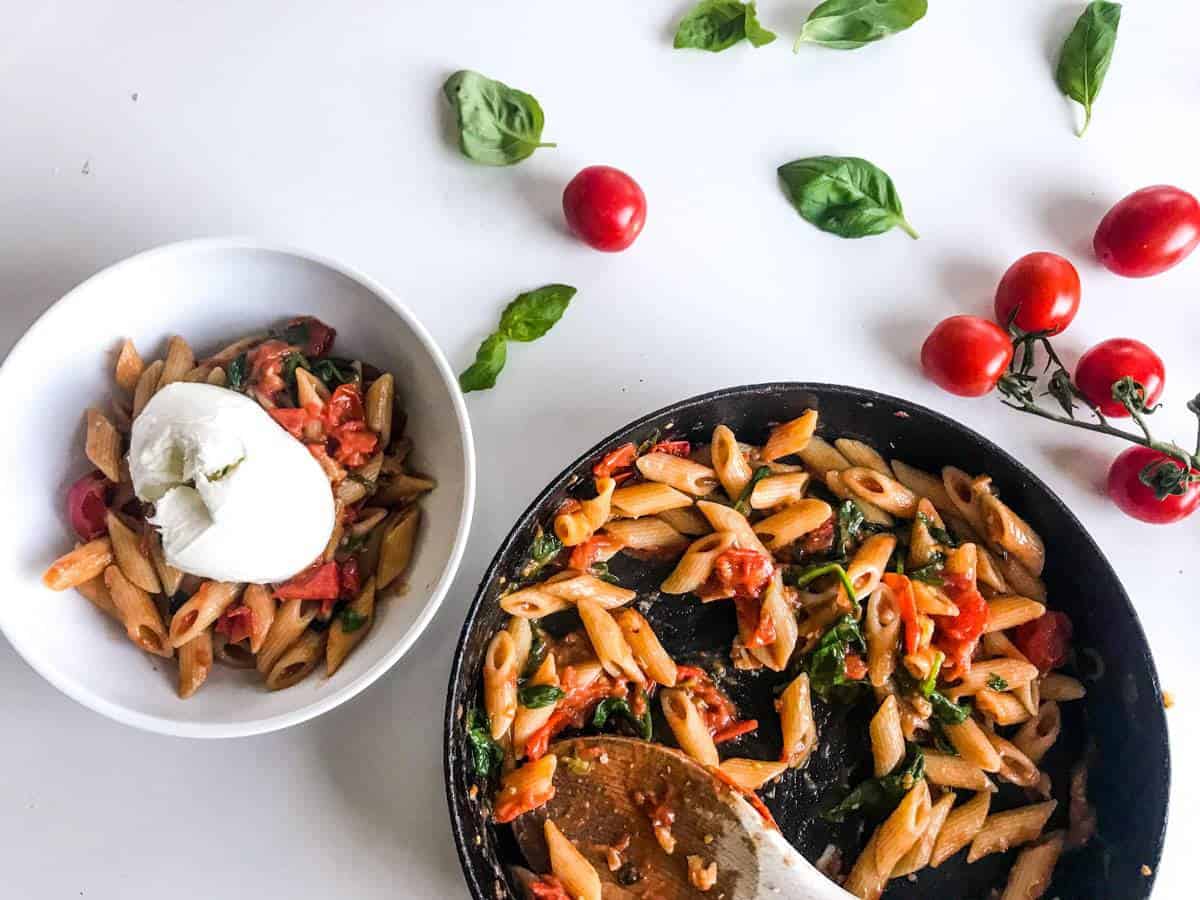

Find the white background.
xmin=1 ymin=2 xmax=1196 ymax=897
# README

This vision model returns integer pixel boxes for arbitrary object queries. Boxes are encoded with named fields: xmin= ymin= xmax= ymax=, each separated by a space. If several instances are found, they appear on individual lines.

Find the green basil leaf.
xmin=530 ymin=530 xmax=563 ymax=571
xmin=310 ymin=357 xmax=359 ymax=389
xmin=835 ymin=499 xmax=866 ymax=557
xmin=458 ymin=333 xmax=508 ymax=393
xmin=443 ymin=70 xmax=555 ymax=166
xmin=1055 ymin=1 xmax=1122 ymax=137
xmin=519 ymin=684 xmax=565 ymax=709
xmin=498 ymin=284 xmax=576 ymax=342
xmin=674 ymin=1 xmax=776 ymax=52
xmin=917 ymin=512 xmax=956 ymax=547
xmin=521 ymin=623 xmax=549 ymax=681
xmin=778 ymin=156 xmax=918 ymax=240
xmin=590 ymin=561 xmax=620 ymax=585
xmin=226 ymin=353 xmax=248 ymax=391
xmin=929 ymin=690 xmax=971 ymax=725
xmin=806 ymin=613 xmax=868 ymax=699
xmin=908 ymin=552 xmax=946 ymax=585
xmin=340 ymin=608 xmax=367 ymax=633
xmin=465 ymin=708 xmax=504 ymax=778
xmin=797 ymin=0 xmax=927 ymax=51
xmin=593 ymin=692 xmax=653 ymax=740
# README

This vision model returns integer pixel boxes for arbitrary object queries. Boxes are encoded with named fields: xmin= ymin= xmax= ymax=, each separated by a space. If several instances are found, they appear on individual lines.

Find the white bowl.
xmin=0 ymin=239 xmax=475 ymax=737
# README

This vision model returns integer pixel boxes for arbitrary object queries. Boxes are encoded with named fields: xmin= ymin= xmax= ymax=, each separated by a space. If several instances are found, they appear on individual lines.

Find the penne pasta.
xmin=373 ymin=472 xmax=436 ymax=506
xmin=931 ymin=791 xmax=992 ymax=868
xmin=749 ymin=570 xmax=798 ymax=672
xmin=718 ymin=758 xmax=788 ymax=792
xmin=146 ymin=528 xmax=183 ymax=597
xmin=752 ymin=499 xmax=832 ymax=551
xmin=874 ymin=779 xmax=932 ymax=876
xmin=661 ymin=688 xmax=719 ymax=767
xmin=615 ymin=608 xmax=678 ymax=686
xmin=949 ymin=658 xmax=1040 ymax=698
xmin=610 ymin=481 xmax=693 ymax=518
xmin=544 ymin=819 xmax=601 ymax=900
xmin=986 ymin=730 xmax=1041 ymax=788
xmin=157 ymin=336 xmax=195 ymax=390
xmin=975 ymin=545 xmax=1011 ymax=595
xmin=482 ymin=630 xmax=520 ymax=740
xmin=170 ymin=581 xmax=243 ymax=648
xmin=796 ymin=433 xmax=850 ymax=480
xmin=131 ymin=358 xmax=164 ymax=419
xmin=864 ymin=584 xmax=901 ymax=687
xmin=907 ymin=498 xmax=945 ymax=568
xmin=104 ymin=564 xmax=172 ymax=657
xmin=983 ymin=596 xmax=1046 ymax=632
xmin=847 ymin=533 xmax=897 ymax=601
xmin=295 ymin=367 xmax=330 ymax=408
xmin=241 ymin=582 xmax=275 ymax=653
xmin=500 ymin=584 xmax=571 ymax=618
xmin=942 ymin=467 xmax=989 ymax=536
xmin=114 ymin=339 xmax=144 ymax=392
xmin=711 ymin=424 xmax=754 ymax=499
xmin=827 ymin=470 xmax=895 ymax=527
xmin=777 ymin=672 xmax=817 ymax=769
xmin=541 ymin=571 xmax=636 ymax=608
xmin=843 ymin=829 xmax=886 ymax=900
xmin=178 ymin=629 xmax=214 ymax=698
xmin=265 ymin=629 xmax=326 ymax=690
xmin=923 ymin=752 xmax=996 ymax=792
xmin=1013 ymin=702 xmax=1061 ymax=764
xmin=602 ymin=517 xmax=688 ymax=555
xmin=326 ymin=577 xmax=376 ymax=676
xmin=577 ymin=597 xmax=644 ymax=685
xmin=869 ymin=695 xmax=905 ymax=777
xmin=1001 ymin=831 xmax=1064 ymax=900
xmin=891 ymin=459 xmax=955 ymax=513
xmin=635 ymin=452 xmax=718 ymax=496
xmin=493 ymin=754 xmax=557 ymax=824
xmin=967 ymin=800 xmax=1057 ymax=863
xmin=377 ymin=505 xmax=420 ymax=589
xmin=206 ymin=365 xmax=227 ymax=386
xmin=660 ymin=531 xmax=737 ymax=595
xmin=506 ymin=616 xmax=533 ymax=677
xmin=657 ymin=505 xmax=712 ymax=536
xmin=697 ymin=500 xmax=770 ymax=557
xmin=841 ymin=467 xmax=918 ymax=518
xmin=892 ymin=790 xmax=956 ymax=877
xmin=761 ymin=410 xmax=817 ymax=462
xmin=978 ymin=491 xmax=1046 ymax=576
xmin=749 ymin=471 xmax=810 ymax=510
xmin=512 ymin=655 xmax=559 ymax=757
xmin=256 ymin=597 xmax=317 ymax=674
xmin=944 ymin=717 xmax=1003 ymax=773
xmin=834 ymin=438 xmax=893 ymax=476
xmin=1039 ymin=674 xmax=1085 ymax=702
xmin=76 ymin=574 xmax=119 ymax=620
xmin=85 ymin=408 xmax=123 ymax=482
xmin=106 ymin=511 xmax=161 ymax=594
xmin=365 ymin=372 xmax=395 ymax=448
xmin=976 ymin=688 xmax=1033 ymax=726
xmin=42 ymin=538 xmax=114 ymax=590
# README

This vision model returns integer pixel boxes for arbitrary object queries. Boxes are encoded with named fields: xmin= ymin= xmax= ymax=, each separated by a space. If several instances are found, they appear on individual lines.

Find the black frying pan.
xmin=444 ymin=383 xmax=1169 ymax=899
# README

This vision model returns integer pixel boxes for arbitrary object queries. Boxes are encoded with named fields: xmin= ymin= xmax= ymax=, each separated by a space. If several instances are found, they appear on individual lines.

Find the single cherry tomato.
xmin=67 ymin=471 xmax=112 ymax=541
xmin=1106 ymin=446 xmax=1200 ymax=524
xmin=1074 ymin=338 xmax=1164 ymax=418
xmin=993 ymin=252 xmax=1080 ymax=335
xmin=1013 ymin=611 xmax=1074 ymax=672
xmin=562 ymin=165 xmax=646 ymax=252
xmin=1094 ymin=185 xmax=1200 ymax=277
xmin=921 ymin=316 xmax=1014 ymax=397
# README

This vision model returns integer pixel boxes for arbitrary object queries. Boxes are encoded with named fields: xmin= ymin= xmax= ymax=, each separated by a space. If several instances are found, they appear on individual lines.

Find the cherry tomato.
xmin=1074 ymin=338 xmax=1164 ymax=418
xmin=562 ymin=165 xmax=646 ymax=252
xmin=1013 ymin=611 xmax=1073 ymax=672
xmin=67 ymin=471 xmax=112 ymax=541
xmin=993 ymin=252 xmax=1080 ymax=335
xmin=1106 ymin=446 xmax=1200 ymax=524
xmin=1094 ymin=185 xmax=1200 ymax=277
xmin=921 ymin=316 xmax=1014 ymax=397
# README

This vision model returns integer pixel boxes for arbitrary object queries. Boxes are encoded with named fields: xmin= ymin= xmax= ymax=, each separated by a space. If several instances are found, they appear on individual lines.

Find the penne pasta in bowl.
xmin=446 ymin=384 xmax=1167 ymax=900
xmin=0 ymin=240 xmax=474 ymax=737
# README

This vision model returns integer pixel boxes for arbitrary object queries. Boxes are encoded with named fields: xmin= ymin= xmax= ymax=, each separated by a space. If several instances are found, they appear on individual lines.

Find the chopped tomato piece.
xmin=276 ymin=561 xmax=340 ymax=601
xmin=882 ymin=573 xmax=920 ymax=654
xmin=844 ymin=652 xmax=868 ymax=681
xmin=524 ymin=675 xmax=616 ymax=762
xmin=493 ymin=777 xmax=557 ymax=825
xmin=710 ymin=548 xmax=774 ymax=600
xmin=934 ymin=573 xmax=990 ymax=677
xmin=285 ymin=316 xmax=337 ymax=357
xmin=1013 ymin=611 xmax=1073 ymax=673
xmin=67 ymin=471 xmax=111 ymax=541
xmin=527 ymin=876 xmax=570 ymax=900
xmin=650 ymin=440 xmax=691 ymax=457
xmin=324 ymin=383 xmax=366 ymax=428
xmin=799 ymin=517 xmax=835 ymax=555
xmin=331 ymin=420 xmax=378 ymax=467
xmin=249 ymin=339 xmax=292 ymax=398
xmin=269 ymin=407 xmax=310 ymax=439
xmin=713 ymin=718 xmax=759 ymax=744
xmin=593 ymin=442 xmax=636 ymax=479
xmin=734 ymin=595 xmax=776 ymax=648
xmin=339 ymin=557 xmax=360 ymax=600
xmin=215 ymin=604 xmax=256 ymax=644
xmin=567 ymin=533 xmax=625 ymax=571
xmin=675 ymin=665 xmax=739 ymax=736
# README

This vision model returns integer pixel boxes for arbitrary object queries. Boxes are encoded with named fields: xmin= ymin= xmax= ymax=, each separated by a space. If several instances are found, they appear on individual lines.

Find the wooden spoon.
xmin=512 ymin=736 xmax=854 ymax=899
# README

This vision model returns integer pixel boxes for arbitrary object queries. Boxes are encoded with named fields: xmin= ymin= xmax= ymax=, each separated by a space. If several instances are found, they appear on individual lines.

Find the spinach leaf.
xmin=226 ymin=353 xmax=249 ymax=390
xmin=593 ymin=693 xmax=653 ymax=741
xmin=459 ymin=333 xmax=508 ymax=393
xmin=929 ymin=690 xmax=971 ymax=725
xmin=835 ymin=499 xmax=866 ymax=558
xmin=591 ymin=561 xmax=620 ymax=585
xmin=778 ymin=156 xmax=918 ymax=240
xmin=443 ymin=70 xmax=555 ymax=166
xmin=917 ymin=512 xmax=956 ymax=547
xmin=919 ymin=651 xmax=944 ymax=697
xmin=340 ymin=607 xmax=367 ymax=633
xmin=797 ymin=0 xmax=927 ymax=51
xmin=460 ymin=285 xmax=576 ymax=393
xmin=674 ymin=1 xmax=776 ymax=52
xmin=987 ymin=674 xmax=1010 ymax=692
xmin=519 ymin=684 xmax=565 ymax=709
xmin=787 ymin=562 xmax=863 ymax=616
xmin=498 ymin=285 xmax=576 ymax=342
xmin=1055 ymin=1 xmax=1122 ymax=137
xmin=310 ymin=357 xmax=359 ymax=389
xmin=282 ymin=352 xmax=309 ymax=388
xmin=734 ymin=465 xmax=772 ymax=515
xmin=465 ymin=708 xmax=503 ymax=778
xmin=521 ymin=623 xmax=549 ymax=681
xmin=806 ymin=614 xmax=868 ymax=699
xmin=524 ymin=530 xmax=563 ymax=581
xmin=823 ymin=744 xmax=925 ymax=822
xmin=908 ymin=552 xmax=946 ymax=585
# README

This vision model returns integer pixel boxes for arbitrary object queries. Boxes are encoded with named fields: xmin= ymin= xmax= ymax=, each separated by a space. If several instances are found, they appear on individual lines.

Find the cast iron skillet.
xmin=445 ymin=384 xmax=1169 ymax=900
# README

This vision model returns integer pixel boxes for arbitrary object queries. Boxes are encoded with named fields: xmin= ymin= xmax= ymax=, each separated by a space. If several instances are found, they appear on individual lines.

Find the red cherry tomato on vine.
xmin=1094 ymin=185 xmax=1200 ymax=278
xmin=562 ymin=166 xmax=646 ymax=252
xmin=993 ymin=252 xmax=1080 ymax=335
xmin=1074 ymin=338 xmax=1164 ymax=418
xmin=1013 ymin=611 xmax=1074 ymax=672
xmin=1107 ymin=446 xmax=1200 ymax=524
xmin=921 ymin=316 xmax=1014 ymax=397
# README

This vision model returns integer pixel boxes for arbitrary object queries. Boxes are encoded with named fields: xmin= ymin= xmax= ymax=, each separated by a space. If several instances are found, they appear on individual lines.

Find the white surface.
xmin=0 ymin=0 xmax=1195 ymax=895
xmin=0 ymin=240 xmax=474 ymax=737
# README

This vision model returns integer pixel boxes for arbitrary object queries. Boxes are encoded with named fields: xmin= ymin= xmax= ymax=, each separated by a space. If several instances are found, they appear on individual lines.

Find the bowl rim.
xmin=443 ymin=381 xmax=1169 ymax=899
xmin=0 ymin=236 xmax=477 ymax=739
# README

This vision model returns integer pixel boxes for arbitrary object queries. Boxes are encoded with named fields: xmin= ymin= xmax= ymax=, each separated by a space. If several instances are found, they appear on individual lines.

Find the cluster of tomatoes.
xmin=920 ymin=185 xmax=1200 ymax=524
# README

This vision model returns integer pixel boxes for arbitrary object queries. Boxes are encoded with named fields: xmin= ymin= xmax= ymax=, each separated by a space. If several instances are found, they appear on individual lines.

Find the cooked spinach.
xmin=987 ymin=674 xmax=1010 ymax=692
xmin=806 ymin=613 xmax=868 ymax=699
xmin=593 ymin=693 xmax=652 ymax=741
xmin=823 ymin=743 xmax=926 ymax=822
xmin=226 ymin=353 xmax=249 ymax=390
xmin=519 ymin=684 xmax=565 ymax=709
xmin=734 ymin=465 xmax=772 ymax=515
xmin=917 ymin=512 xmax=957 ymax=547
xmin=465 ymin=708 xmax=503 ymax=778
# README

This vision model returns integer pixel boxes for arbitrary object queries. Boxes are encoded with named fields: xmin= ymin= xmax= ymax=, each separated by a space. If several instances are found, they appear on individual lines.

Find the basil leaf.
xmin=929 ymin=690 xmax=971 ymax=725
xmin=778 ymin=156 xmax=918 ymax=240
xmin=226 ymin=353 xmax=248 ymax=391
xmin=823 ymin=744 xmax=925 ymax=822
xmin=521 ymin=623 xmax=549 ymax=681
xmin=835 ymin=499 xmax=866 ymax=558
xmin=459 ymin=333 xmax=508 ymax=393
xmin=593 ymin=693 xmax=653 ymax=740
xmin=917 ymin=512 xmax=956 ymax=547
xmin=522 ymin=530 xmax=563 ymax=583
xmin=519 ymin=684 xmax=565 ymax=709
xmin=340 ymin=608 xmax=367 ymax=633
xmin=310 ymin=357 xmax=359 ymax=389
xmin=806 ymin=614 xmax=868 ymax=700
xmin=797 ymin=0 xmax=927 ymax=51
xmin=465 ymin=708 xmax=503 ymax=778
xmin=443 ymin=70 xmax=555 ymax=166
xmin=674 ymin=1 xmax=776 ymax=52
xmin=1055 ymin=1 xmax=1122 ymax=137
xmin=498 ymin=285 xmax=576 ymax=342
xmin=908 ymin=552 xmax=946 ymax=585
xmin=734 ymin=465 xmax=772 ymax=515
